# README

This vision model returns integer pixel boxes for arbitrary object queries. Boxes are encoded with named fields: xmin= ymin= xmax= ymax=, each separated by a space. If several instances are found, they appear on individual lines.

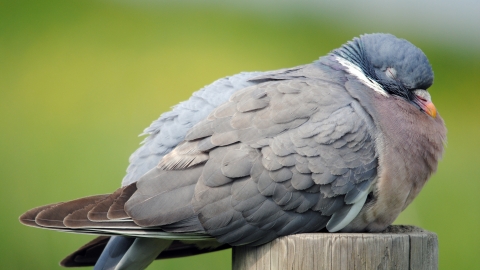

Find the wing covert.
xmin=124 ymin=69 xmax=379 ymax=245
xmin=172 ymin=77 xmax=380 ymax=244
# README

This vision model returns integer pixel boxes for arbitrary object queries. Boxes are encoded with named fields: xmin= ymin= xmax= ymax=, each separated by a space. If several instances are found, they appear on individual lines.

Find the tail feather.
xmin=19 ymin=181 xmax=214 ymax=237
xmin=19 ymin=202 xmax=62 ymax=227
xmin=108 ymin=184 xmax=137 ymax=220
xmin=88 ymin=189 xmax=124 ymax=221
xmin=36 ymin=195 xmax=109 ymax=228
xmin=65 ymin=206 xmax=138 ymax=229
xmin=61 ymin=236 xmax=111 ymax=267
xmin=19 ymin=183 xmax=222 ymax=269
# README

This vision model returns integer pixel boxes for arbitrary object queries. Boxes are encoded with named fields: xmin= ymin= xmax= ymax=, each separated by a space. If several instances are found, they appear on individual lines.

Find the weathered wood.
xmin=232 ymin=225 xmax=438 ymax=270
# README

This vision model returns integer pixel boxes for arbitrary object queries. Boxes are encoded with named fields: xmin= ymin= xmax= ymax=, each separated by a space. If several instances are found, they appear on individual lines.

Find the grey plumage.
xmin=20 ymin=33 xmax=446 ymax=269
xmin=113 ymin=238 xmax=172 ymax=270
xmin=123 ymin=72 xmax=262 ymax=186
xmin=94 ymin=237 xmax=135 ymax=270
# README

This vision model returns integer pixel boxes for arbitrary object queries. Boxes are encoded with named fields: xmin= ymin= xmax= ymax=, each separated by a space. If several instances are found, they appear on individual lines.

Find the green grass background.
xmin=1 ymin=0 xmax=479 ymax=269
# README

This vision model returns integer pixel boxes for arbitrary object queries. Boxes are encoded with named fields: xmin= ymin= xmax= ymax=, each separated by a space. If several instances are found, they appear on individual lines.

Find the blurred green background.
xmin=1 ymin=0 xmax=479 ymax=269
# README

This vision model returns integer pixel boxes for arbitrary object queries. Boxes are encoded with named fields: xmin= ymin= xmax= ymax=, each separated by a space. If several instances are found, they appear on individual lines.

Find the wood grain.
xmin=232 ymin=225 xmax=438 ymax=270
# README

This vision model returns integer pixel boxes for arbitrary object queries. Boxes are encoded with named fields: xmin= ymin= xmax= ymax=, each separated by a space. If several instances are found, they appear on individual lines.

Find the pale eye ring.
xmin=386 ymin=67 xmax=397 ymax=80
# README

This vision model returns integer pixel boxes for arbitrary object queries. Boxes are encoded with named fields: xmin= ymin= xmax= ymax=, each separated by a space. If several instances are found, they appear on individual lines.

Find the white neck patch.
xmin=334 ymin=55 xmax=389 ymax=97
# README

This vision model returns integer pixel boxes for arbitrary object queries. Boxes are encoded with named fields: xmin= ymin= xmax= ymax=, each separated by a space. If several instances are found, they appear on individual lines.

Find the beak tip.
xmin=426 ymin=102 xmax=437 ymax=118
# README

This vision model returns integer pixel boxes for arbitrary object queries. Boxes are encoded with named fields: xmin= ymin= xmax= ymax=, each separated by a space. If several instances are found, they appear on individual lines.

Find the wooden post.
xmin=232 ymin=225 xmax=438 ymax=270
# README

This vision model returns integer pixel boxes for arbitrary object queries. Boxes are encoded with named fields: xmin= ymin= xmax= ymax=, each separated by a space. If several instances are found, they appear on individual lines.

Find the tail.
xmin=19 ymin=183 xmax=227 ymax=268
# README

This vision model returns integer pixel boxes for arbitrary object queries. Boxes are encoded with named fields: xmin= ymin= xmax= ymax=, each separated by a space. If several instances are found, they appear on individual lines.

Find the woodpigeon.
xmin=20 ymin=33 xmax=446 ymax=270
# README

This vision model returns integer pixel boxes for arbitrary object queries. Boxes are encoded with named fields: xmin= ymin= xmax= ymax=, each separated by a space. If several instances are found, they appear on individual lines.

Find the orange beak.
xmin=415 ymin=96 xmax=437 ymax=118
xmin=424 ymin=100 xmax=437 ymax=118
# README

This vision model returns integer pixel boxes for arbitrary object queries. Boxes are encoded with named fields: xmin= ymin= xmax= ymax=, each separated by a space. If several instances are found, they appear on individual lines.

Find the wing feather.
xmin=21 ymin=64 xmax=379 ymax=254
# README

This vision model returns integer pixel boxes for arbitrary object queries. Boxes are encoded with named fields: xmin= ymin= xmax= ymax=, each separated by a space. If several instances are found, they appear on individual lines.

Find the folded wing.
xmin=20 ymin=66 xmax=379 ymax=265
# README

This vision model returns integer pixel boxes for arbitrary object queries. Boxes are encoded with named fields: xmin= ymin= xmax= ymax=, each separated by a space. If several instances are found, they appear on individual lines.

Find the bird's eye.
xmin=386 ymin=67 xmax=397 ymax=80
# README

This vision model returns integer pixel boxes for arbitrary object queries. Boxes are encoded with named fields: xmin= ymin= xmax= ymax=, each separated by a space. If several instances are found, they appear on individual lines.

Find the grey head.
xmin=332 ymin=33 xmax=435 ymax=114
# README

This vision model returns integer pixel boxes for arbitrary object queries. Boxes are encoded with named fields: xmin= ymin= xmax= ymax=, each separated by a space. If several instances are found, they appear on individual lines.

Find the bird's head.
xmin=332 ymin=33 xmax=437 ymax=118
